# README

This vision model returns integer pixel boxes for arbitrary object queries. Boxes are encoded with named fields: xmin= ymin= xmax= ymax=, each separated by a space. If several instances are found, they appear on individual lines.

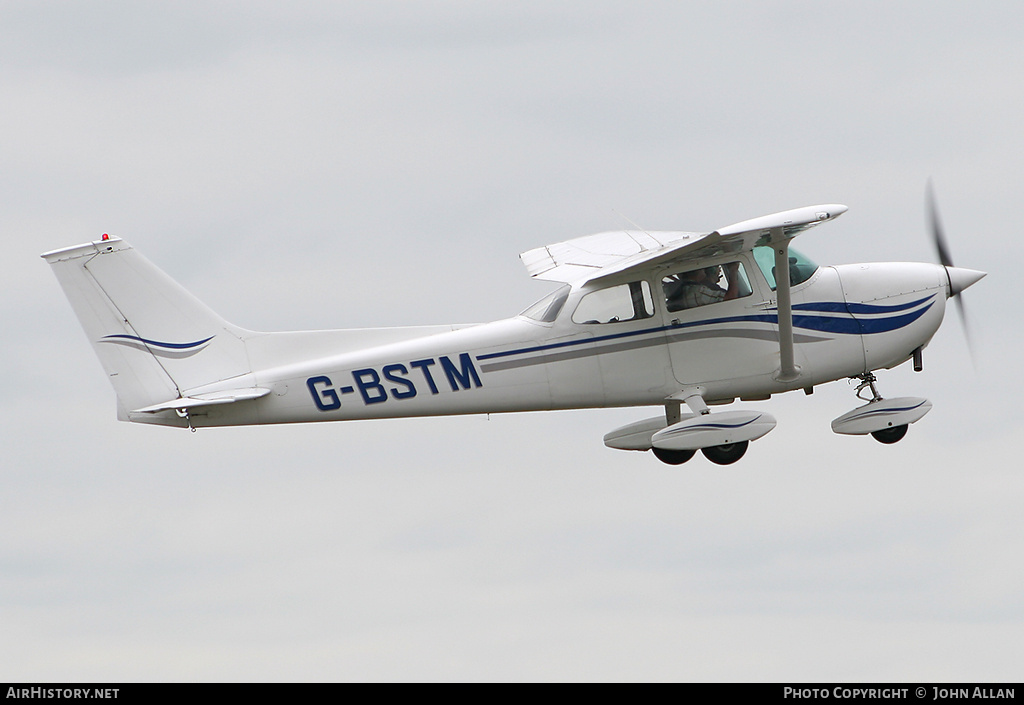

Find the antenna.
xmin=611 ymin=209 xmax=654 ymax=251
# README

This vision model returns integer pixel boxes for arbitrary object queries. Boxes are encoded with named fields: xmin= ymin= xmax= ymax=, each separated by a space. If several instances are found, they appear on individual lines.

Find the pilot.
xmin=666 ymin=263 xmax=740 ymax=310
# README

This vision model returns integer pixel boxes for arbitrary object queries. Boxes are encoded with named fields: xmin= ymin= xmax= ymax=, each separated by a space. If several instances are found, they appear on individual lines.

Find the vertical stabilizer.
xmin=41 ymin=237 xmax=252 ymax=418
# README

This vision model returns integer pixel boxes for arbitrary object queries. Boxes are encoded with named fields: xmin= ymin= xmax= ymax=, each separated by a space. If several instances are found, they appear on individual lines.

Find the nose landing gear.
xmin=831 ymin=372 xmax=932 ymax=443
xmin=853 ymin=372 xmax=883 ymax=404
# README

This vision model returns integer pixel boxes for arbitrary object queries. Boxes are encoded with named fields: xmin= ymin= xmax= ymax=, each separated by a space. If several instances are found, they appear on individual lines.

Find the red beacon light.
xmin=101 ymin=233 xmax=109 ymax=241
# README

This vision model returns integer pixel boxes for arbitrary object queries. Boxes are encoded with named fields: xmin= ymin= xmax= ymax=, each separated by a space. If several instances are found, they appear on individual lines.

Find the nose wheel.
xmin=870 ymin=425 xmax=908 ymax=444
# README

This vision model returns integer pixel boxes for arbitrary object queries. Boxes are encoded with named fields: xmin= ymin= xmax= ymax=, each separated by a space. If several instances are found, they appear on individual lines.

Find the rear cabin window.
xmin=520 ymin=285 xmax=570 ymax=323
xmin=572 ymin=281 xmax=655 ymax=324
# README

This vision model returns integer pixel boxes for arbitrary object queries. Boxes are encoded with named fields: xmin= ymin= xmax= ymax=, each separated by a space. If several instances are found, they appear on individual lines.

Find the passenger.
xmin=665 ymin=263 xmax=740 ymax=311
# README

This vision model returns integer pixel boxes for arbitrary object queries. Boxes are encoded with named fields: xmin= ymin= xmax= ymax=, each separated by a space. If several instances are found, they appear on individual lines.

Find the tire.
xmin=652 ymin=447 xmax=696 ymax=465
xmin=701 ymin=441 xmax=749 ymax=465
xmin=871 ymin=424 xmax=908 ymax=444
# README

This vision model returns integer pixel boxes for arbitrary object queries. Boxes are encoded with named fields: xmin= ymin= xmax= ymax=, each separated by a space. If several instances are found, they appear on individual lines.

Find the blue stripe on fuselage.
xmin=481 ymin=298 xmax=934 ymax=362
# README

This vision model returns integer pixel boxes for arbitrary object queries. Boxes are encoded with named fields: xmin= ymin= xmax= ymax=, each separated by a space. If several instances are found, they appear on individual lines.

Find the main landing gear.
xmin=603 ymin=390 xmax=774 ymax=466
xmin=651 ymin=442 xmax=750 ymax=466
xmin=652 ymin=447 xmax=696 ymax=465
xmin=604 ymin=412 xmax=764 ymax=466
xmin=830 ymin=372 xmax=932 ymax=444
xmin=700 ymin=441 xmax=749 ymax=465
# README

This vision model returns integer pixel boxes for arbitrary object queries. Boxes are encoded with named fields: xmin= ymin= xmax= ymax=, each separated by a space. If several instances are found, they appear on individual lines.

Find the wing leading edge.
xmin=520 ymin=204 xmax=848 ymax=285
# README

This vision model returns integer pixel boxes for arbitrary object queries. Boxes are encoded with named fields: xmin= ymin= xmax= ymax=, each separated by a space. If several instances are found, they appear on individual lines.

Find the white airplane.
xmin=42 ymin=199 xmax=985 ymax=465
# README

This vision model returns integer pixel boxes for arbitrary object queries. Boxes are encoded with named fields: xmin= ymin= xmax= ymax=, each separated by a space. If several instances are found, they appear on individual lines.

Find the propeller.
xmin=926 ymin=180 xmax=982 ymax=359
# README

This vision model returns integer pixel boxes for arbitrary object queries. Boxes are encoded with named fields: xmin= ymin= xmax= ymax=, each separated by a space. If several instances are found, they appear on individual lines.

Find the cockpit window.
xmin=572 ymin=280 xmax=654 ymax=325
xmin=753 ymin=245 xmax=818 ymax=289
xmin=520 ymin=285 xmax=570 ymax=323
xmin=662 ymin=261 xmax=752 ymax=312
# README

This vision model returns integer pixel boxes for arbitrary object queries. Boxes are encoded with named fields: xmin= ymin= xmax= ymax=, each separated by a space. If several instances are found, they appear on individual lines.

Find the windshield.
xmin=520 ymin=285 xmax=570 ymax=323
xmin=753 ymin=245 xmax=819 ymax=289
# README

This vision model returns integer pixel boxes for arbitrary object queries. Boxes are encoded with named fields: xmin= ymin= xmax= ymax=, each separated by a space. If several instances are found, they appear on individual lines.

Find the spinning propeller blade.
xmin=927 ymin=181 xmax=955 ymax=269
xmin=926 ymin=180 xmax=980 ymax=359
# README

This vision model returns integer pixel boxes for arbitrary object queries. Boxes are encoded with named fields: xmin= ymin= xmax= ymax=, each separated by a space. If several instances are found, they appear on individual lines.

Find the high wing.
xmin=519 ymin=229 xmax=697 ymax=283
xmin=520 ymin=204 xmax=848 ymax=285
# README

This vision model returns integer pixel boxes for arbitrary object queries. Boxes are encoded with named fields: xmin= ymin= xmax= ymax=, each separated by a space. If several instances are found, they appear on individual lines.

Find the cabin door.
xmin=657 ymin=257 xmax=779 ymax=387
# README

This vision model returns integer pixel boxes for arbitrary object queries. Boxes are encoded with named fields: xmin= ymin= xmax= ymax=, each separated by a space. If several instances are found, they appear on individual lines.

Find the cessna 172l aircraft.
xmin=42 ymin=201 xmax=985 ymax=465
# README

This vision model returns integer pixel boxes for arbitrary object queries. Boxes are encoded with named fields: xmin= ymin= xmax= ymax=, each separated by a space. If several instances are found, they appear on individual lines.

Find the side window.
xmin=572 ymin=281 xmax=654 ymax=324
xmin=662 ymin=261 xmax=752 ymax=312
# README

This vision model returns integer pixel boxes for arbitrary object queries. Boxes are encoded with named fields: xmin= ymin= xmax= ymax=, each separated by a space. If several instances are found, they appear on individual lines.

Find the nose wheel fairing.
xmin=831 ymin=396 xmax=932 ymax=437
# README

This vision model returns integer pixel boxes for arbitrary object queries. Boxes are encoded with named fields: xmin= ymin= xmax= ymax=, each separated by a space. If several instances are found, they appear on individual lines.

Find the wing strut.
xmin=771 ymin=227 xmax=801 ymax=382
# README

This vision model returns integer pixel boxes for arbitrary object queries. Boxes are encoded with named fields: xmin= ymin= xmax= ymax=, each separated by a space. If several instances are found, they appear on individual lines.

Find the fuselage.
xmin=167 ymin=253 xmax=953 ymax=429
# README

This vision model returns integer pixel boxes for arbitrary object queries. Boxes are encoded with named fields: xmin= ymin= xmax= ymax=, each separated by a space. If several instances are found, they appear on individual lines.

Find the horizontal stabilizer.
xmin=133 ymin=387 xmax=271 ymax=414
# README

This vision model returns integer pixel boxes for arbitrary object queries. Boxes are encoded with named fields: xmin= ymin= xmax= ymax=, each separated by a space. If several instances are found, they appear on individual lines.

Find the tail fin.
xmin=42 ymin=236 xmax=252 ymax=420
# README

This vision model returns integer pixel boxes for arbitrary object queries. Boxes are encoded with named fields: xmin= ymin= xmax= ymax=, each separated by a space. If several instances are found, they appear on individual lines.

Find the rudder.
xmin=42 ymin=236 xmax=252 ymax=420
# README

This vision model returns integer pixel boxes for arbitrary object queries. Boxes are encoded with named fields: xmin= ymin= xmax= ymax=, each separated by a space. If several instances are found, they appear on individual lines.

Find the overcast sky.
xmin=2 ymin=1 xmax=1021 ymax=681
